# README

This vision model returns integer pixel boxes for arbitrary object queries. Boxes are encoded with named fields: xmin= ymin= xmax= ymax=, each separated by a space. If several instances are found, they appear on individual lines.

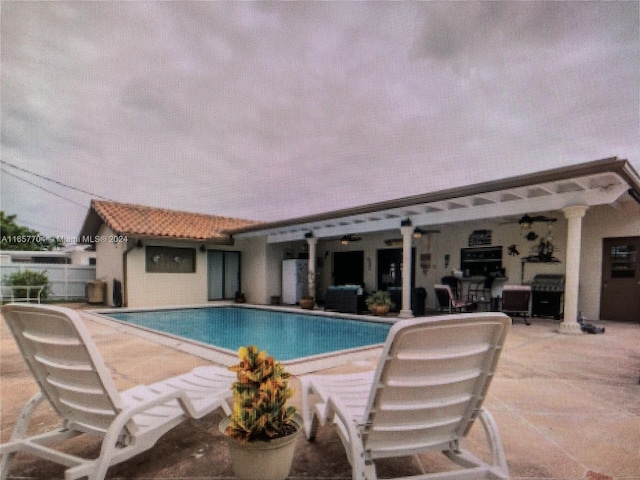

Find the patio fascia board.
xmin=230 ymin=157 xmax=639 ymax=242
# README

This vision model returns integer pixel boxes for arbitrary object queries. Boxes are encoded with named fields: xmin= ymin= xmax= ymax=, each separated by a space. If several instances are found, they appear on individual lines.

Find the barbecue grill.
xmin=531 ymin=274 xmax=564 ymax=319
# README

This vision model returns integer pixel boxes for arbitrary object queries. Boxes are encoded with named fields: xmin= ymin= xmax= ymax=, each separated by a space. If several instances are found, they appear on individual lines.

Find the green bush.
xmin=3 ymin=270 xmax=51 ymax=300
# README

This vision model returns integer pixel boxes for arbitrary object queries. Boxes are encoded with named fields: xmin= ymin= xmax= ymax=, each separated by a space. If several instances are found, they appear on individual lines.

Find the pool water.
xmin=106 ymin=307 xmax=391 ymax=361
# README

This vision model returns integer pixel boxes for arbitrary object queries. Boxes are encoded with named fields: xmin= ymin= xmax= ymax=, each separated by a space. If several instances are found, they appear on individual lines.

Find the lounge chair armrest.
xmin=103 ymin=388 xmax=211 ymax=447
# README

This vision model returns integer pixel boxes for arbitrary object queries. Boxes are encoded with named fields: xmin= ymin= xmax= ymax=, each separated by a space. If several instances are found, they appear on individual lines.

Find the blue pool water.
xmin=106 ymin=307 xmax=391 ymax=361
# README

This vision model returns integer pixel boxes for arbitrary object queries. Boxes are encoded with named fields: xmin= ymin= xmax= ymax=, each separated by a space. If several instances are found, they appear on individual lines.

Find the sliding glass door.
xmin=207 ymin=250 xmax=241 ymax=300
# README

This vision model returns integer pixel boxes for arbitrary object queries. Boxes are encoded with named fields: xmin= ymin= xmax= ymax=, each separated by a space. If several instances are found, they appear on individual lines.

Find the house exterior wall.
xmin=235 ymin=236 xmax=270 ymax=305
xmin=95 ymin=224 xmax=125 ymax=306
xmin=580 ymin=200 xmax=640 ymax=320
xmin=125 ymin=241 xmax=208 ymax=308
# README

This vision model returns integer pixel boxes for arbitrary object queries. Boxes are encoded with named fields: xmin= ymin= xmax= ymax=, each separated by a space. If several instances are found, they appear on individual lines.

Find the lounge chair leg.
xmin=478 ymin=409 xmax=508 ymax=478
xmin=1 ymin=392 xmax=45 ymax=480
xmin=299 ymin=378 xmax=319 ymax=440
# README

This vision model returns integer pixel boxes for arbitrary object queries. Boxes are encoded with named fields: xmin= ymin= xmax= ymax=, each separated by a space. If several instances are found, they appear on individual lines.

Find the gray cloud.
xmin=1 ymin=1 xmax=638 ymax=239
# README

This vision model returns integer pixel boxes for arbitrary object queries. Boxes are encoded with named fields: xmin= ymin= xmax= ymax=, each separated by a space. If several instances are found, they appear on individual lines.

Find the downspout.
xmin=122 ymin=238 xmax=139 ymax=307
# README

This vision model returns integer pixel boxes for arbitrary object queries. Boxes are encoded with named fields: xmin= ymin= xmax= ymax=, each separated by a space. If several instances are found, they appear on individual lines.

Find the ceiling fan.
xmin=517 ymin=214 xmax=557 ymax=229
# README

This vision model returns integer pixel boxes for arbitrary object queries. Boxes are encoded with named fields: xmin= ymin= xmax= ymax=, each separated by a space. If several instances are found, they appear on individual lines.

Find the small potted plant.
xmin=365 ymin=290 xmax=395 ymax=316
xmin=299 ymin=295 xmax=314 ymax=309
xmin=234 ymin=291 xmax=246 ymax=303
xmin=219 ymin=346 xmax=302 ymax=480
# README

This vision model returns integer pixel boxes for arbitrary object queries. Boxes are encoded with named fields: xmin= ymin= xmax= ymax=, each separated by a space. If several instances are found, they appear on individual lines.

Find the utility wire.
xmin=0 ymin=159 xmax=112 ymax=201
xmin=1 ymin=167 xmax=88 ymax=209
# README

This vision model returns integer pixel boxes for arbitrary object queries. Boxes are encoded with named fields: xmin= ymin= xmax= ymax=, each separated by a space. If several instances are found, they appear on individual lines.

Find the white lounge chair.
xmin=0 ymin=304 xmax=236 ymax=480
xmin=301 ymin=313 xmax=511 ymax=480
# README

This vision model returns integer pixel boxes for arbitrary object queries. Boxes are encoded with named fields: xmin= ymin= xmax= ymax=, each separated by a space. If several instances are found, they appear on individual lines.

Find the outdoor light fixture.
xmin=413 ymin=227 xmax=424 ymax=238
xmin=136 ymin=239 xmax=143 ymax=248
xmin=341 ymin=234 xmax=361 ymax=245
xmin=304 ymin=231 xmax=314 ymax=239
xmin=518 ymin=214 xmax=533 ymax=230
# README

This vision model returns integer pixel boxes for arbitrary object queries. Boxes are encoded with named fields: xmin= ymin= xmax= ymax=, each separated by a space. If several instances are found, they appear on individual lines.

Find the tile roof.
xmin=87 ymin=200 xmax=260 ymax=242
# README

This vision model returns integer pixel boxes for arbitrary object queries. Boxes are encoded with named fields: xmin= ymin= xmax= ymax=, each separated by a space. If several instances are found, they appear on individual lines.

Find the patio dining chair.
xmin=0 ymin=304 xmax=236 ymax=480
xmin=434 ymin=284 xmax=477 ymax=313
xmin=500 ymin=284 xmax=532 ymax=325
xmin=301 ymin=313 xmax=511 ymax=480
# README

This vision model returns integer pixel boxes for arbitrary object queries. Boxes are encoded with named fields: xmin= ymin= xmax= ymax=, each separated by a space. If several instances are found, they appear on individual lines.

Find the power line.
xmin=0 ymin=159 xmax=112 ymax=201
xmin=1 ymin=167 xmax=88 ymax=209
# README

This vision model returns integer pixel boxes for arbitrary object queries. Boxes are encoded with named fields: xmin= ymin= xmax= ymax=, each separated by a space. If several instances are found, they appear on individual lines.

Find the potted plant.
xmin=299 ymin=295 xmax=314 ymax=309
xmin=234 ymin=291 xmax=246 ymax=303
xmin=219 ymin=346 xmax=302 ymax=480
xmin=365 ymin=290 xmax=395 ymax=316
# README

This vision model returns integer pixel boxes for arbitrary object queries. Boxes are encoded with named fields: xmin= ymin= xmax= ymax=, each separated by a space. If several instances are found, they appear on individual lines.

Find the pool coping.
xmin=86 ymin=303 xmax=394 ymax=375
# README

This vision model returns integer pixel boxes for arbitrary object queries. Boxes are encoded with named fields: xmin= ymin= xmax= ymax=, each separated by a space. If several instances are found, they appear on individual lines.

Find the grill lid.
xmin=531 ymin=274 xmax=565 ymax=291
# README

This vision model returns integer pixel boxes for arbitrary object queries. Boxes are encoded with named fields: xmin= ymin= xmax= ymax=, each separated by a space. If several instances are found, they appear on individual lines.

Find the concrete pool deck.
xmin=1 ymin=304 xmax=639 ymax=479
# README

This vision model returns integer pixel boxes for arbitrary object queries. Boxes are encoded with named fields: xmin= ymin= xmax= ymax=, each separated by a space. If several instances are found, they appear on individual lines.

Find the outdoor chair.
xmin=434 ymin=284 xmax=477 ymax=313
xmin=467 ymin=276 xmax=494 ymax=310
xmin=0 ymin=304 xmax=236 ymax=480
xmin=500 ymin=285 xmax=532 ymax=325
xmin=300 ymin=313 xmax=511 ymax=480
xmin=439 ymin=276 xmax=462 ymax=299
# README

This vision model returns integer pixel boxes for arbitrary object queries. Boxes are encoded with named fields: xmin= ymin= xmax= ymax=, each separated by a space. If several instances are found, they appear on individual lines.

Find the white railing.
xmin=0 ymin=285 xmax=45 ymax=303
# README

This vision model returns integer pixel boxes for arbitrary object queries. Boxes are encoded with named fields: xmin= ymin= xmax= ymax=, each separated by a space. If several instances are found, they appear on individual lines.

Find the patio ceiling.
xmin=232 ymin=157 xmax=640 ymax=244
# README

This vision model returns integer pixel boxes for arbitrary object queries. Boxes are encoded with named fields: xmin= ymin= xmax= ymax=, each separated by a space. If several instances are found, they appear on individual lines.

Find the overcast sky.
xmin=1 ymin=1 xmax=638 ymax=241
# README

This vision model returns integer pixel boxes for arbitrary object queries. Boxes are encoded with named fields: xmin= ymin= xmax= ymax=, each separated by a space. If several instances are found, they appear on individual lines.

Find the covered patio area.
xmin=1 ymin=305 xmax=638 ymax=479
xmin=233 ymin=157 xmax=640 ymax=325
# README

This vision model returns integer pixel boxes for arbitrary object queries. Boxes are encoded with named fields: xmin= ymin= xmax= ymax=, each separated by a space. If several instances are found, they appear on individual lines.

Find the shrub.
xmin=3 ymin=270 xmax=51 ymax=300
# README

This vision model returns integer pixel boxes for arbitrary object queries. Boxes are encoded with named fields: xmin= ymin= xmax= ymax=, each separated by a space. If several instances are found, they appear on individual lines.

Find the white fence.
xmin=0 ymin=264 xmax=96 ymax=300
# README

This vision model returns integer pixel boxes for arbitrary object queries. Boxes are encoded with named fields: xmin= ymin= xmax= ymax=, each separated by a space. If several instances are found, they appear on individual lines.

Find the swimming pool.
xmin=100 ymin=306 xmax=392 ymax=372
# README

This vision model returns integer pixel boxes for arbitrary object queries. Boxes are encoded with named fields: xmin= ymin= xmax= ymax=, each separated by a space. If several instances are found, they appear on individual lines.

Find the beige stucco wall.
xmin=235 ymin=236 xmax=276 ymax=305
xmin=95 ymin=224 xmax=126 ymax=306
xmin=580 ymin=200 xmax=640 ymax=320
xmin=125 ymin=241 xmax=208 ymax=308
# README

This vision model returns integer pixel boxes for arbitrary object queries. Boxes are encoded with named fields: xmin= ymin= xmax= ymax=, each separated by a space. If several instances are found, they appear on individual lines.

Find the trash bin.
xmin=412 ymin=287 xmax=427 ymax=316
xmin=86 ymin=281 xmax=106 ymax=305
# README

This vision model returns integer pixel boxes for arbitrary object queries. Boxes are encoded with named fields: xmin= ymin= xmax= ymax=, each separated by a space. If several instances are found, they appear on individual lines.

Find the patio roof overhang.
xmin=231 ymin=157 xmax=640 ymax=244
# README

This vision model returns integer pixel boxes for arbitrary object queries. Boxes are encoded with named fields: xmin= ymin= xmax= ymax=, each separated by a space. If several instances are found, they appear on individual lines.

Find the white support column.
xmin=558 ymin=205 xmax=588 ymax=334
xmin=306 ymin=237 xmax=317 ymax=301
xmin=399 ymin=225 xmax=414 ymax=318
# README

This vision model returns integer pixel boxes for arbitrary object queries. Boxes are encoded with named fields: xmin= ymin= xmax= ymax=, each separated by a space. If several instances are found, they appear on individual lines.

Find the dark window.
xmin=145 ymin=246 xmax=196 ymax=273
xmin=611 ymin=245 xmax=637 ymax=278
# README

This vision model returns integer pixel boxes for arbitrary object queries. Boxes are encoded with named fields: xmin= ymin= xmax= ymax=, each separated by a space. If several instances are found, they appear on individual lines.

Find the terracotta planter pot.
xmin=299 ymin=297 xmax=315 ymax=309
xmin=369 ymin=304 xmax=390 ymax=316
xmin=219 ymin=414 xmax=302 ymax=480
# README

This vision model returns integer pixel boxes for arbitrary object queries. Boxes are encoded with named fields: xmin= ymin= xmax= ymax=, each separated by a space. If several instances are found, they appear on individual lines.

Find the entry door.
xmin=333 ymin=251 xmax=364 ymax=286
xmin=600 ymin=237 xmax=640 ymax=322
xmin=208 ymin=250 xmax=241 ymax=300
xmin=377 ymin=248 xmax=415 ymax=290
